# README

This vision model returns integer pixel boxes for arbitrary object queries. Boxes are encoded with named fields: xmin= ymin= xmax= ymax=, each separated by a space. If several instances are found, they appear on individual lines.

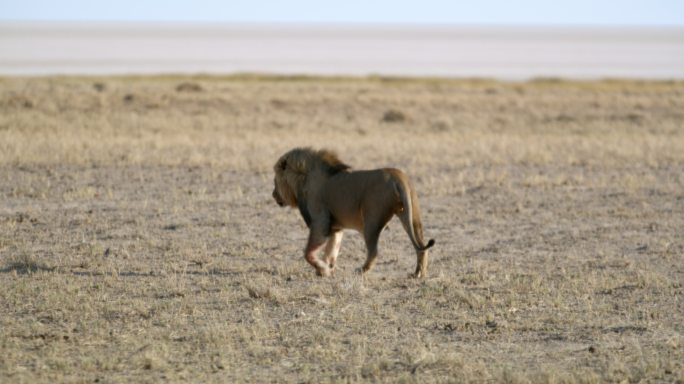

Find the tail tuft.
xmin=422 ymin=239 xmax=435 ymax=250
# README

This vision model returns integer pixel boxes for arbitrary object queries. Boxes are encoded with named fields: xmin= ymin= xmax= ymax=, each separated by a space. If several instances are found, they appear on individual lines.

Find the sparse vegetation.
xmin=381 ymin=109 xmax=407 ymax=123
xmin=0 ymin=76 xmax=683 ymax=382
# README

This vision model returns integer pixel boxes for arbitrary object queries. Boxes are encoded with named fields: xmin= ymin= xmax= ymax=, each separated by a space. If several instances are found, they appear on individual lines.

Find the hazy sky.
xmin=1 ymin=0 xmax=683 ymax=25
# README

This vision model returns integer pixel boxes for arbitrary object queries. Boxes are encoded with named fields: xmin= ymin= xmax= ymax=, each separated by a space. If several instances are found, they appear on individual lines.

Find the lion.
xmin=272 ymin=147 xmax=435 ymax=278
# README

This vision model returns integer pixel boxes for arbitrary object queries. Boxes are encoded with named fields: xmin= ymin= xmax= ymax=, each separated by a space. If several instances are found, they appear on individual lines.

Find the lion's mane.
xmin=273 ymin=147 xmax=350 ymax=206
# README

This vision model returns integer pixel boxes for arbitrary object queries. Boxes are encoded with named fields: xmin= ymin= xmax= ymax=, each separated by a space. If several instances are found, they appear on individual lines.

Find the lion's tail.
xmin=394 ymin=175 xmax=435 ymax=252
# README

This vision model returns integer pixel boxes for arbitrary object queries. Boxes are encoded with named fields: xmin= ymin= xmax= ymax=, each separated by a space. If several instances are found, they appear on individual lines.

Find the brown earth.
xmin=1 ymin=75 xmax=683 ymax=382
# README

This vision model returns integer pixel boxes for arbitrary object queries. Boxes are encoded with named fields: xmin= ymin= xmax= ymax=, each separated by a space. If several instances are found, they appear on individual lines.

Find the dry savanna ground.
xmin=1 ymin=75 xmax=683 ymax=383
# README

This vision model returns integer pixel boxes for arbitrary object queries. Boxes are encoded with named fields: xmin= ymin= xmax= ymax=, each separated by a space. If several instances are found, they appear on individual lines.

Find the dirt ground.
xmin=1 ymin=76 xmax=683 ymax=383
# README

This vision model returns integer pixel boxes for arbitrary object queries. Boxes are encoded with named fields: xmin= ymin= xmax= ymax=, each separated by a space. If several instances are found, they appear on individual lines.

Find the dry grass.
xmin=1 ymin=75 xmax=683 ymax=383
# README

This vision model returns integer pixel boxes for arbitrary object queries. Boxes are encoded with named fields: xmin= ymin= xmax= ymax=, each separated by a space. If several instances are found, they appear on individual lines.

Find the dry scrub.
xmin=1 ymin=76 xmax=683 ymax=382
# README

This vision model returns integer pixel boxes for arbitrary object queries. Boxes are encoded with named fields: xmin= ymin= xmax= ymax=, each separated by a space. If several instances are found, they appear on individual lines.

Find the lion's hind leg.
xmin=397 ymin=205 xmax=431 ymax=278
xmin=360 ymin=213 xmax=393 ymax=275
xmin=360 ymin=228 xmax=380 ymax=274
xmin=413 ymin=249 xmax=429 ymax=278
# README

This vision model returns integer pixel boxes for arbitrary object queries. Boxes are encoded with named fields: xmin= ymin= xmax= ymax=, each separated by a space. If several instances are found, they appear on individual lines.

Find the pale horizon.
xmin=2 ymin=23 xmax=683 ymax=79
xmin=2 ymin=1 xmax=683 ymax=79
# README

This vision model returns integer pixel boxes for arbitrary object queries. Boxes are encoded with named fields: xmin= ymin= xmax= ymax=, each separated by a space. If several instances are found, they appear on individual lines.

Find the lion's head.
xmin=272 ymin=147 xmax=350 ymax=208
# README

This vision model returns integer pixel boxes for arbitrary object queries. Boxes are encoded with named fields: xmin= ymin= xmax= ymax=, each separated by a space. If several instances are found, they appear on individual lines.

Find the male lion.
xmin=272 ymin=147 xmax=435 ymax=277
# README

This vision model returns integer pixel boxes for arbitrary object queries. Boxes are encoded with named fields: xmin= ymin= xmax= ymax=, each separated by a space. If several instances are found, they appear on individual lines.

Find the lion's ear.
xmin=280 ymin=159 xmax=287 ymax=170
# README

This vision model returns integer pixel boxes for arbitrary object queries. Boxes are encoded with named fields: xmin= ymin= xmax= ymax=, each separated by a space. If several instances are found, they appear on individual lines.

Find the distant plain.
xmin=1 ymin=76 xmax=683 ymax=382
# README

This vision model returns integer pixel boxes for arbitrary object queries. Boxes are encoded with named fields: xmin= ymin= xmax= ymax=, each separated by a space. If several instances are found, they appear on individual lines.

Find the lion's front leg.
xmin=304 ymin=222 xmax=333 ymax=277
xmin=323 ymin=230 xmax=343 ymax=274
